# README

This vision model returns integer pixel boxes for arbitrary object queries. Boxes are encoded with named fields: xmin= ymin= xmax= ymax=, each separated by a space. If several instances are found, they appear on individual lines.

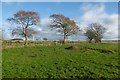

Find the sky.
xmin=1 ymin=1 xmax=119 ymax=40
xmin=1 ymin=0 xmax=119 ymax=2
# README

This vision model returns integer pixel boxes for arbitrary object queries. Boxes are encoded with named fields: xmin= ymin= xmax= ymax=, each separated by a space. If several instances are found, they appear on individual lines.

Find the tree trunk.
xmin=63 ymin=34 xmax=67 ymax=44
xmin=63 ymin=27 xmax=67 ymax=44
xmin=24 ymin=35 xmax=27 ymax=46
xmin=89 ymin=39 xmax=92 ymax=43
xmin=24 ymin=21 xmax=29 ymax=46
xmin=24 ymin=28 xmax=28 ymax=46
xmin=95 ymin=39 xmax=97 ymax=43
xmin=99 ymin=39 xmax=101 ymax=43
xmin=95 ymin=39 xmax=101 ymax=43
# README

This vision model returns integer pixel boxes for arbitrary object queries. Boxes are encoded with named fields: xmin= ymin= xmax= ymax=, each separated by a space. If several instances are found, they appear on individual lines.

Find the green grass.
xmin=2 ymin=43 xmax=119 ymax=79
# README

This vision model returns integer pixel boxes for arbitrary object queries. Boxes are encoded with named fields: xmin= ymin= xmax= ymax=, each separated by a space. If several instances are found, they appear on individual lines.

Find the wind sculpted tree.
xmin=84 ymin=29 xmax=95 ymax=43
xmin=85 ymin=23 xmax=106 ymax=43
xmin=7 ymin=10 xmax=40 ymax=45
xmin=50 ymin=14 xmax=80 ymax=44
xmin=12 ymin=27 xmax=39 ymax=40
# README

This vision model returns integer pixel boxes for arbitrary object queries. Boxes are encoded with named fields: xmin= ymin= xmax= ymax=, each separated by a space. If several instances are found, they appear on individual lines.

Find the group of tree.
xmin=85 ymin=23 xmax=106 ymax=43
xmin=7 ymin=10 xmax=106 ymax=45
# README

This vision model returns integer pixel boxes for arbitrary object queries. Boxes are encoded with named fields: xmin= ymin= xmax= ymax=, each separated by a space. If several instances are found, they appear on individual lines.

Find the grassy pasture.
xmin=2 ymin=41 xmax=119 ymax=79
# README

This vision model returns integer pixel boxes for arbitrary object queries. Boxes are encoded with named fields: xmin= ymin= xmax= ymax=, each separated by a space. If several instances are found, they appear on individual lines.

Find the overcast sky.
xmin=1 ymin=1 xmax=119 ymax=40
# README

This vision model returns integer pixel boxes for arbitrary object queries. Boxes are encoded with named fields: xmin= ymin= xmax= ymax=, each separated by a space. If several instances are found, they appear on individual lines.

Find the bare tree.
xmin=85 ymin=23 xmax=106 ymax=43
xmin=12 ymin=27 xmax=39 ymax=39
xmin=50 ymin=14 xmax=80 ymax=44
xmin=7 ymin=10 xmax=40 ymax=45
xmin=84 ymin=29 xmax=95 ymax=43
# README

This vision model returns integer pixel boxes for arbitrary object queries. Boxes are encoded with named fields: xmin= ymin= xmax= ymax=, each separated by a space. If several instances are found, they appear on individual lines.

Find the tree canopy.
xmin=7 ymin=10 xmax=40 ymax=45
xmin=50 ymin=14 xmax=80 ymax=43
xmin=85 ymin=23 xmax=106 ymax=43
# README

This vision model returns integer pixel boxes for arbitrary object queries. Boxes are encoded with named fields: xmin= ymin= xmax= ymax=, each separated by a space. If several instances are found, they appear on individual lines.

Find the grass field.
xmin=2 ymin=41 xmax=119 ymax=79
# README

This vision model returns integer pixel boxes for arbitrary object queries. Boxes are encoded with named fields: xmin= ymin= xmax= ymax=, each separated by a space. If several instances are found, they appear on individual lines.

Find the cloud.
xmin=79 ymin=3 xmax=107 ymax=25
xmin=103 ymin=14 xmax=118 ymax=39
xmin=46 ymin=8 xmax=52 ymax=12
xmin=2 ymin=32 xmax=13 ymax=40
xmin=1 ymin=21 xmax=15 ymax=40
xmin=77 ymin=3 xmax=118 ymax=40
xmin=40 ymin=18 xmax=51 ymax=27
xmin=34 ymin=17 xmax=64 ymax=40
xmin=2 ymin=21 xmax=17 ymax=31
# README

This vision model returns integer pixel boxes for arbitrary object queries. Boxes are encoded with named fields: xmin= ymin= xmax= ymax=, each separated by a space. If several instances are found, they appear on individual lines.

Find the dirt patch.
xmin=65 ymin=46 xmax=79 ymax=50
xmin=87 ymin=48 xmax=113 ymax=54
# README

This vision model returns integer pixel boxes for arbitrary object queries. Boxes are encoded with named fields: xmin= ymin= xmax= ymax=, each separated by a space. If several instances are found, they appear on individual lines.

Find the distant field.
xmin=2 ymin=41 xmax=119 ymax=79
